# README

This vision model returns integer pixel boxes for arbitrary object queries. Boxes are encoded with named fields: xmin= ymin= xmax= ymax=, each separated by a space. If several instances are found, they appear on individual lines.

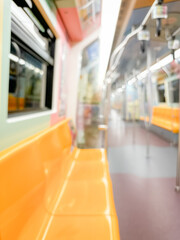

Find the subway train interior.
xmin=1 ymin=0 xmax=180 ymax=239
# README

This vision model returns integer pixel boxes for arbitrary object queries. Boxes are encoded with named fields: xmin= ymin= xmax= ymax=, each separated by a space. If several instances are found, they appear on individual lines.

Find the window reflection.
xmin=8 ymin=42 xmax=46 ymax=114
xmin=169 ymin=79 xmax=179 ymax=103
xmin=157 ymin=83 xmax=166 ymax=103
xmin=76 ymin=39 xmax=101 ymax=148
xmin=77 ymin=0 xmax=101 ymax=28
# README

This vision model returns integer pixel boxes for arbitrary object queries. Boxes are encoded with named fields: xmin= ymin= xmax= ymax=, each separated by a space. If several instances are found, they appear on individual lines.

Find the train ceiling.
xmin=109 ymin=0 xmax=180 ymax=88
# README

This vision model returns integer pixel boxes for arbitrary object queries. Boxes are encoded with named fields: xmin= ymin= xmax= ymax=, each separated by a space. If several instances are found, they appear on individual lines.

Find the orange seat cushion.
xmin=0 ymin=119 xmax=120 ymax=240
xmin=17 ymin=205 xmax=120 ymax=240
xmin=151 ymin=106 xmax=179 ymax=133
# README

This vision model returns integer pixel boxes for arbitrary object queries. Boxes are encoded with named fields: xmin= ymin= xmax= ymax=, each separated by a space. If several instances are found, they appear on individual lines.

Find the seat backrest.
xmin=173 ymin=108 xmax=179 ymax=120
xmin=0 ymin=141 xmax=45 ymax=214
xmin=0 ymin=137 xmax=45 ymax=239
xmin=0 ymin=119 xmax=73 ymax=239
xmin=38 ymin=119 xmax=72 ymax=163
xmin=153 ymin=107 xmax=156 ymax=117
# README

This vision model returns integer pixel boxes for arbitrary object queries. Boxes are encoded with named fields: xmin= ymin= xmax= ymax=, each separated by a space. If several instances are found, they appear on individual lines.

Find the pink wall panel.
xmin=58 ymin=7 xmax=83 ymax=42
xmin=56 ymin=10 xmax=67 ymax=40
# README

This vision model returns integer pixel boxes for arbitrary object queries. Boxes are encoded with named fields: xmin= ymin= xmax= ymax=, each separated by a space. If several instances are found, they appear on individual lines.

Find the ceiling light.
xmin=150 ymin=54 xmax=173 ymax=72
xmin=19 ymin=59 xmax=25 ymax=65
xmin=137 ymin=70 xmax=148 ymax=80
xmin=117 ymin=88 xmax=123 ymax=93
xmin=128 ymin=78 xmax=136 ymax=85
xmin=9 ymin=53 xmax=19 ymax=62
xmin=106 ymin=78 xmax=112 ymax=84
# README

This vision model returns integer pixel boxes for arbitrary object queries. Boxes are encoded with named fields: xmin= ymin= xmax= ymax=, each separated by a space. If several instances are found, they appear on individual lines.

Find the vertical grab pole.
xmin=105 ymin=81 xmax=112 ymax=149
xmin=100 ymin=81 xmax=111 ymax=150
xmin=175 ymin=71 xmax=180 ymax=192
xmin=132 ymin=71 xmax=137 ymax=145
xmin=124 ymin=78 xmax=128 ymax=136
xmin=132 ymin=102 xmax=136 ymax=145
xmin=145 ymin=78 xmax=150 ymax=159
xmin=146 ymin=43 xmax=153 ymax=159
xmin=98 ymin=82 xmax=109 ymax=149
xmin=176 ymin=129 xmax=180 ymax=191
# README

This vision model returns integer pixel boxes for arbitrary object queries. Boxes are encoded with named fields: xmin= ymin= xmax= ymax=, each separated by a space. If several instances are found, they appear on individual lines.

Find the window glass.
xmin=77 ymin=0 xmax=101 ymax=28
xmin=59 ymin=44 xmax=67 ymax=117
xmin=157 ymin=83 xmax=166 ymax=102
xmin=169 ymin=79 xmax=179 ymax=103
xmin=9 ymin=0 xmax=55 ymax=116
xmin=8 ymin=42 xmax=47 ymax=114
xmin=76 ymin=40 xmax=101 ymax=148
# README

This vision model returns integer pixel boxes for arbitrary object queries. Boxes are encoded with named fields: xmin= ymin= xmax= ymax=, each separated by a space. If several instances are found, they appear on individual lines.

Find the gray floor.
xmin=108 ymin=145 xmax=177 ymax=178
xmin=108 ymin=109 xmax=180 ymax=240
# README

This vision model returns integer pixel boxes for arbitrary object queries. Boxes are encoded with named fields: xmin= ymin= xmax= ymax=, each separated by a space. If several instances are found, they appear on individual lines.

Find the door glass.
xmin=76 ymin=39 xmax=102 ymax=148
xmin=169 ymin=79 xmax=179 ymax=103
xmin=157 ymin=83 xmax=165 ymax=102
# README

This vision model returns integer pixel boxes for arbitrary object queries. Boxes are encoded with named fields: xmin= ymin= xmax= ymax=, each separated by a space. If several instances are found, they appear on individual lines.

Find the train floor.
xmin=108 ymin=109 xmax=180 ymax=240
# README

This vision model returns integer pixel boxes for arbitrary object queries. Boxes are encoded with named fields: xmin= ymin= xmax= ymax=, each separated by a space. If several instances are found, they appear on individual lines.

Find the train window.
xmin=157 ymin=83 xmax=166 ymax=103
xmin=59 ymin=45 xmax=67 ymax=117
xmin=169 ymin=79 xmax=179 ymax=103
xmin=76 ymin=39 xmax=100 ymax=148
xmin=77 ymin=0 xmax=101 ymax=28
xmin=8 ymin=0 xmax=55 ymax=116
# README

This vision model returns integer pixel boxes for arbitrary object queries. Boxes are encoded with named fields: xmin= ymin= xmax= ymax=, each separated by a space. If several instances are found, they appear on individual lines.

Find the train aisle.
xmin=108 ymin=109 xmax=180 ymax=240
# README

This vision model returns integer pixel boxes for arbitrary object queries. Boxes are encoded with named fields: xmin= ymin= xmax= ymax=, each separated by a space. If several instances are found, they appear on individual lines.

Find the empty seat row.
xmin=0 ymin=119 xmax=120 ymax=240
xmin=140 ymin=106 xmax=179 ymax=133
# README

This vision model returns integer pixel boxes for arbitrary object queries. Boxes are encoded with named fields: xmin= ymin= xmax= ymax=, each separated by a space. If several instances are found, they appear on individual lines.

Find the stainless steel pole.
xmin=101 ymin=81 xmax=111 ymax=150
xmin=145 ymin=44 xmax=153 ymax=159
xmin=175 ymin=74 xmax=180 ymax=192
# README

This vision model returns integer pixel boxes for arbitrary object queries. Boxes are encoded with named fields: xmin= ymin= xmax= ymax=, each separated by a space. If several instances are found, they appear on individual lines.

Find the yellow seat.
xmin=72 ymin=147 xmax=107 ymax=163
xmin=0 ymin=119 xmax=120 ymax=240
xmin=69 ymin=161 xmax=109 ymax=181
xmin=151 ymin=106 xmax=179 ymax=133
xmin=0 ymin=136 xmax=45 ymax=240
xmin=139 ymin=116 xmax=149 ymax=122
xmin=44 ymin=179 xmax=116 ymax=216
xmin=17 ymin=205 xmax=120 ymax=240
